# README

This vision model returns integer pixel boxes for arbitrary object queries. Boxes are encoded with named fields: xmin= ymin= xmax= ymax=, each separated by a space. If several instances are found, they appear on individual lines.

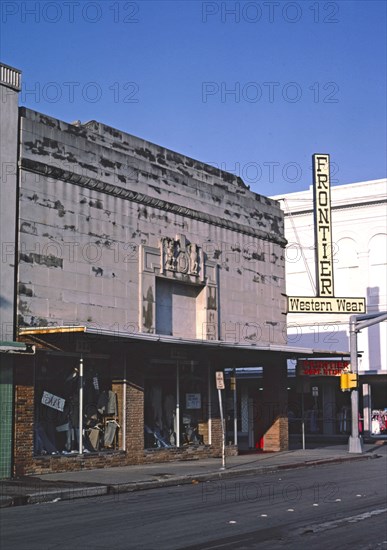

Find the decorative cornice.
xmin=20 ymin=157 xmax=287 ymax=246
xmin=283 ymin=199 xmax=387 ymax=217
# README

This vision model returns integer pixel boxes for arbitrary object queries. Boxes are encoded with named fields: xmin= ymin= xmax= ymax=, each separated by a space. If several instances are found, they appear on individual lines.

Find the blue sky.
xmin=1 ymin=0 xmax=386 ymax=196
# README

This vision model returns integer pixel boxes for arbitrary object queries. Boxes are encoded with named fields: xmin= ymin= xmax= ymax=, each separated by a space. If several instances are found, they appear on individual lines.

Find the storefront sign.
xmin=297 ymin=359 xmax=350 ymax=377
xmin=186 ymin=393 xmax=201 ymax=409
xmin=313 ymin=154 xmax=334 ymax=297
xmin=41 ymin=391 xmax=65 ymax=412
xmin=288 ymin=296 xmax=366 ymax=314
xmin=287 ymin=154 xmax=366 ymax=314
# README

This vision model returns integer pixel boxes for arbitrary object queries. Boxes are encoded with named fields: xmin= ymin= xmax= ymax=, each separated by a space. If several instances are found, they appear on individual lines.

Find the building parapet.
xmin=0 ymin=63 xmax=21 ymax=91
xmin=20 ymin=157 xmax=287 ymax=247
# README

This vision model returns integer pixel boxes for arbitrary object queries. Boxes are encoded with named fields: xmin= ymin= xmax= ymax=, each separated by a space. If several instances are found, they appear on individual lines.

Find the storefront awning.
xmin=18 ymin=326 xmax=349 ymax=362
xmin=0 ymin=340 xmax=35 ymax=354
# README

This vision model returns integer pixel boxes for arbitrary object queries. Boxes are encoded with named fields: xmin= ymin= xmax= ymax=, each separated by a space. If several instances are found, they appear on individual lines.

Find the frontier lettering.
xmin=313 ymin=154 xmax=334 ymax=297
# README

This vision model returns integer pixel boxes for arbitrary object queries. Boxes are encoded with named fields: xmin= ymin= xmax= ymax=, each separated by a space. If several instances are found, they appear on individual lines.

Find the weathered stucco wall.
xmin=1 ymin=68 xmax=20 ymax=339
xmin=18 ymin=108 xmax=286 ymax=345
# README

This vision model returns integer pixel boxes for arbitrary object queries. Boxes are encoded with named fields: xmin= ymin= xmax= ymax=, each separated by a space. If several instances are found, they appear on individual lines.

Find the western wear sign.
xmin=287 ymin=154 xmax=366 ymax=314
xmin=288 ymin=296 xmax=366 ymax=314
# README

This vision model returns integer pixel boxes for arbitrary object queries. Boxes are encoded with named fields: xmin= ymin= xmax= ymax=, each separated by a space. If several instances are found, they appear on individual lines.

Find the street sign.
xmin=215 ymin=371 xmax=225 ymax=390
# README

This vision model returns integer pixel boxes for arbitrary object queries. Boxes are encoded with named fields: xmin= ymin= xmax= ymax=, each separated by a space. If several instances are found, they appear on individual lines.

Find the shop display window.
xmin=34 ymin=356 xmax=121 ymax=456
xmin=180 ymin=365 xmax=206 ymax=446
xmin=144 ymin=364 xmax=207 ymax=449
xmin=371 ymin=410 xmax=387 ymax=435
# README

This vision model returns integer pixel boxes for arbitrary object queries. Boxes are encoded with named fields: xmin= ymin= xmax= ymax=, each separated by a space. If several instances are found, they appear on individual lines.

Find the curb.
xmin=1 ymin=453 xmax=378 ymax=507
xmin=0 ymin=496 xmax=14 ymax=509
xmin=108 ymin=453 xmax=376 ymax=494
xmin=0 ymin=485 xmax=109 ymax=508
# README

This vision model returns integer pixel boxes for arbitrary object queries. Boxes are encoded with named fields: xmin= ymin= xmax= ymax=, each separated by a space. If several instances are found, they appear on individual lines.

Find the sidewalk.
xmin=1 ymin=442 xmax=385 ymax=508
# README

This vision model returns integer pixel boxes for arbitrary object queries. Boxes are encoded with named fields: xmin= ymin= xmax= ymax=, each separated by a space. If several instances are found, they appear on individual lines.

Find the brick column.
xmin=125 ymin=369 xmax=144 ymax=463
xmin=261 ymin=362 xmax=289 ymax=452
xmin=210 ymin=417 xmax=223 ymax=455
xmin=112 ymin=379 xmax=124 ymax=449
xmin=13 ymin=360 xmax=35 ymax=476
xmin=111 ymin=352 xmax=126 ymax=451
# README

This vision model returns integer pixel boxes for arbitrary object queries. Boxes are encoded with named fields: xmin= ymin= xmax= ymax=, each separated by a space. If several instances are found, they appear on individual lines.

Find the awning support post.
xmin=78 ymin=355 xmax=83 ymax=454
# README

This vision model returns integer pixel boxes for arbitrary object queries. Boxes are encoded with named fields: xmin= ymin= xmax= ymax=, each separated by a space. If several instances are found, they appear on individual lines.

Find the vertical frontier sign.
xmin=314 ymin=154 xmax=334 ymax=297
xmin=287 ymin=154 xmax=366 ymax=314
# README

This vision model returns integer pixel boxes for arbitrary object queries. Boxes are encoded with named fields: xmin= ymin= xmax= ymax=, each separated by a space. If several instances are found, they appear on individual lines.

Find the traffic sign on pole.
xmin=216 ymin=371 xmax=225 ymax=390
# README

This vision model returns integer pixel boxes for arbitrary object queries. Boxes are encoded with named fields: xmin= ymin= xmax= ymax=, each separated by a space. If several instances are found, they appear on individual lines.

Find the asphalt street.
xmin=1 ymin=450 xmax=386 ymax=550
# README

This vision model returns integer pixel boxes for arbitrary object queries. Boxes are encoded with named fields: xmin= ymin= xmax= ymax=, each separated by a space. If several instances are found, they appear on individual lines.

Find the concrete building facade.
xmin=15 ymin=104 xmax=289 ymax=474
xmin=0 ymin=63 xmax=287 ymax=476
xmin=1 ymin=63 xmax=349 ymax=477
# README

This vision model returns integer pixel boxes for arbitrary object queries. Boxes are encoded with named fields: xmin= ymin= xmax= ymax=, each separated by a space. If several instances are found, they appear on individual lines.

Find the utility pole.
xmin=348 ymin=312 xmax=387 ymax=454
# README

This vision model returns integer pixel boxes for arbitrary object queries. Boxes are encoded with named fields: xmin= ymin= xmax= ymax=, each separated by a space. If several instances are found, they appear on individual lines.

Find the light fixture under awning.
xmin=0 ymin=340 xmax=35 ymax=354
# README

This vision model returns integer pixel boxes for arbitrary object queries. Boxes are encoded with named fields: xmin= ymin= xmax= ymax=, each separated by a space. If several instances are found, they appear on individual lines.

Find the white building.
xmin=272 ymin=179 xmax=387 ymax=437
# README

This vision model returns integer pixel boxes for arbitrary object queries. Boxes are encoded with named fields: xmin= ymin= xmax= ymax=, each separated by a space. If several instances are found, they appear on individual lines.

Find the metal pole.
xmin=301 ymin=387 xmax=305 ymax=451
xmin=348 ymin=318 xmax=363 ymax=453
xmin=233 ymin=369 xmax=238 ymax=446
xmin=78 ymin=356 xmax=83 ymax=454
xmin=176 ymin=362 xmax=180 ymax=447
xmin=218 ymin=388 xmax=226 ymax=470
xmin=347 ymin=312 xmax=386 ymax=453
xmin=208 ymin=364 xmax=212 ymax=445
xmin=122 ymin=357 xmax=127 ymax=451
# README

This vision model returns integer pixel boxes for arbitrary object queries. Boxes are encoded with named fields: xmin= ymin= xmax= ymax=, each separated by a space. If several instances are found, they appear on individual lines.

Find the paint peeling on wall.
xmin=19 ymin=252 xmax=63 ymax=269
xmin=17 ymin=108 xmax=287 ymax=343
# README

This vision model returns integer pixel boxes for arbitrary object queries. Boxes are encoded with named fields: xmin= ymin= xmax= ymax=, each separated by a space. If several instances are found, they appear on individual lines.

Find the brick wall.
xmin=112 ymin=379 xmax=124 ymax=450
xmin=125 ymin=369 xmax=144 ymax=464
xmin=12 ymin=360 xmax=235 ymax=476
xmin=210 ymin=417 xmax=223 ymax=454
xmin=261 ymin=362 xmax=289 ymax=452
xmin=13 ymin=361 xmax=35 ymax=476
xmin=198 ymin=422 xmax=209 ymax=444
xmin=262 ymin=417 xmax=288 ymax=452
